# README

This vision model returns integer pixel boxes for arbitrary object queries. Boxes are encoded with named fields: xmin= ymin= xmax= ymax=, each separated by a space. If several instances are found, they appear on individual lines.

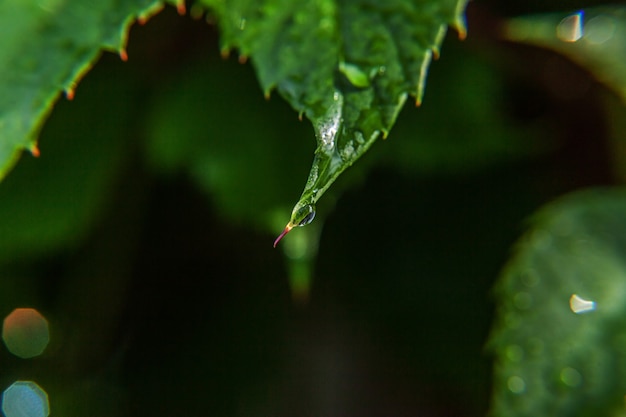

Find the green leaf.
xmin=488 ymin=188 xmax=626 ymax=417
xmin=201 ymin=0 xmax=468 ymax=242
xmin=0 ymin=58 xmax=143 ymax=266
xmin=504 ymin=6 xmax=626 ymax=102
xmin=0 ymin=0 xmax=180 ymax=180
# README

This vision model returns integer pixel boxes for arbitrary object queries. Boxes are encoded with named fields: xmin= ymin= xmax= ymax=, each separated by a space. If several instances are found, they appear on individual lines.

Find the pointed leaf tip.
xmin=273 ymin=225 xmax=292 ymax=248
xmin=30 ymin=145 xmax=40 ymax=158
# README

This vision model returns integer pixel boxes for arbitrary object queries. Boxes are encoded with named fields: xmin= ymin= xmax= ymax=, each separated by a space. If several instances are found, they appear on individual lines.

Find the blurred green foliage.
xmin=0 ymin=2 xmax=626 ymax=417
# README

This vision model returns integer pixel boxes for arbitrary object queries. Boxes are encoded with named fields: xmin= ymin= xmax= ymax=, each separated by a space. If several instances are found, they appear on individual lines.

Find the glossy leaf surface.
xmin=201 ymin=0 xmax=468 ymax=239
xmin=505 ymin=6 xmax=626 ymax=101
xmin=0 ymin=0 xmax=180 ymax=180
xmin=489 ymin=189 xmax=626 ymax=417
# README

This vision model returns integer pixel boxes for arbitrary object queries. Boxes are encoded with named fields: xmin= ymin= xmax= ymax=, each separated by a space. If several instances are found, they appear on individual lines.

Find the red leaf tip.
xmin=273 ymin=225 xmax=293 ymax=248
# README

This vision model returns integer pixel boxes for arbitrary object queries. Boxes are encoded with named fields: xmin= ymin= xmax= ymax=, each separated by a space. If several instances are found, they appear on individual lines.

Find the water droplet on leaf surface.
xmin=315 ymin=93 xmax=343 ymax=152
xmin=274 ymin=204 xmax=316 ymax=247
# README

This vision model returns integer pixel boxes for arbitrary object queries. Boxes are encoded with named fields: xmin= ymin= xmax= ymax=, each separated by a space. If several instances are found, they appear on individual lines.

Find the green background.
xmin=1 ymin=1 xmax=624 ymax=416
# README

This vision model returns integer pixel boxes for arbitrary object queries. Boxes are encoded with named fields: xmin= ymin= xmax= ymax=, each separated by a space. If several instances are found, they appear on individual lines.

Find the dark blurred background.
xmin=0 ymin=1 xmax=619 ymax=416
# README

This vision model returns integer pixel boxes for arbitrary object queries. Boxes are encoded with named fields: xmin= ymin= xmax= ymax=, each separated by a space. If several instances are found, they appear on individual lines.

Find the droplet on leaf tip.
xmin=220 ymin=48 xmax=230 ymax=59
xmin=264 ymin=90 xmax=271 ymax=100
xmin=238 ymin=55 xmax=248 ymax=64
xmin=138 ymin=16 xmax=147 ymax=25
xmin=177 ymin=1 xmax=186 ymax=15
xmin=298 ymin=112 xmax=303 ymax=121
xmin=119 ymin=49 xmax=128 ymax=62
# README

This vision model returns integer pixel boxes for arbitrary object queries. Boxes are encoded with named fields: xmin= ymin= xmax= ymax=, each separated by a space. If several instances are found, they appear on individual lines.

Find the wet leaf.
xmin=0 ymin=0 xmax=180 ymax=180
xmin=504 ymin=6 xmax=626 ymax=101
xmin=201 ymin=0 xmax=468 ymax=243
xmin=488 ymin=188 xmax=626 ymax=417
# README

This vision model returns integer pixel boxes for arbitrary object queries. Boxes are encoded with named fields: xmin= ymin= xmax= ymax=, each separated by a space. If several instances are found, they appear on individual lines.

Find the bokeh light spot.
xmin=2 ymin=381 xmax=50 ymax=417
xmin=557 ymin=11 xmax=584 ymax=42
xmin=2 ymin=308 xmax=50 ymax=358
xmin=507 ymin=376 xmax=526 ymax=394
xmin=569 ymin=294 xmax=596 ymax=314
xmin=560 ymin=367 xmax=583 ymax=388
xmin=584 ymin=15 xmax=616 ymax=45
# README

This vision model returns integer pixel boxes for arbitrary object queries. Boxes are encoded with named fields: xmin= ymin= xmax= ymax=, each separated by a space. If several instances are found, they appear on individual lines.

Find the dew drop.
xmin=341 ymin=141 xmax=355 ymax=161
xmin=294 ymin=204 xmax=316 ymax=227
xmin=315 ymin=93 xmax=343 ymax=151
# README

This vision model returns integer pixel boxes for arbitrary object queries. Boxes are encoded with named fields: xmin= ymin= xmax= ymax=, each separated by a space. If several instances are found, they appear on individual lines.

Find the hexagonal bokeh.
xmin=2 ymin=308 xmax=50 ymax=359
xmin=2 ymin=381 xmax=50 ymax=417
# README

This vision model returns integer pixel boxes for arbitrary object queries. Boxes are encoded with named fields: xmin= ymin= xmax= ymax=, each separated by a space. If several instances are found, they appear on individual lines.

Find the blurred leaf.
xmin=504 ymin=6 xmax=626 ymax=101
xmin=0 ymin=0 xmax=180 ymax=180
xmin=489 ymin=188 xmax=626 ymax=417
xmin=201 ymin=0 xmax=468 ymax=239
xmin=144 ymin=56 xmax=321 ymax=298
xmin=0 ymin=61 xmax=141 ymax=267
xmin=382 ymin=41 xmax=547 ymax=176
xmin=144 ymin=56 xmax=313 ymax=232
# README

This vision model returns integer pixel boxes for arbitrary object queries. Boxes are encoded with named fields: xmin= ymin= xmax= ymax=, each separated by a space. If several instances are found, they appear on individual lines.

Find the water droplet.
xmin=507 ymin=376 xmax=526 ymax=394
xmin=557 ymin=11 xmax=584 ymax=42
xmin=505 ymin=345 xmax=524 ymax=362
xmin=584 ymin=15 xmax=616 ymax=44
xmin=570 ymin=294 xmax=596 ymax=314
xmin=560 ymin=367 xmax=583 ymax=387
xmin=315 ymin=93 xmax=343 ymax=151
xmin=293 ymin=204 xmax=316 ymax=227
xmin=513 ymin=292 xmax=533 ymax=310
xmin=341 ymin=141 xmax=355 ymax=161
